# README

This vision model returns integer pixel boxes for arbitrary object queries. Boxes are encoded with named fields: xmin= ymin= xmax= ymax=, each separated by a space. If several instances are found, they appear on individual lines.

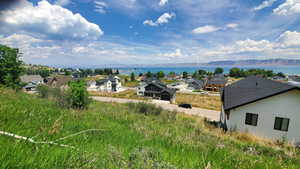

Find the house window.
xmin=245 ymin=113 xmax=258 ymax=126
xmin=274 ymin=117 xmax=290 ymax=131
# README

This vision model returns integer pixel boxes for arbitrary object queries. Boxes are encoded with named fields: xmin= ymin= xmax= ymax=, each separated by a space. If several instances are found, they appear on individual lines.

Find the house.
xmin=204 ymin=74 xmax=227 ymax=92
xmin=20 ymin=75 xmax=44 ymax=91
xmin=187 ymin=79 xmax=204 ymax=91
xmin=87 ymin=75 xmax=122 ymax=92
xmin=45 ymin=76 xmax=72 ymax=88
xmin=288 ymin=75 xmax=300 ymax=86
xmin=220 ymin=76 xmax=300 ymax=145
xmin=142 ymin=81 xmax=176 ymax=103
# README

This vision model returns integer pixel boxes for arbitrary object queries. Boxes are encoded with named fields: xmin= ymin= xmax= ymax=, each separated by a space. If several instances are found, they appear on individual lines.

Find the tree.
xmin=115 ymin=69 xmax=120 ymax=75
xmin=229 ymin=67 xmax=243 ymax=78
xmin=146 ymin=71 xmax=152 ymax=78
xmin=198 ymin=69 xmax=207 ymax=76
xmin=277 ymin=72 xmax=285 ymax=78
xmin=131 ymin=72 xmax=135 ymax=81
xmin=0 ymin=45 xmax=23 ymax=89
xmin=67 ymin=80 xmax=90 ymax=109
xmin=214 ymin=67 xmax=224 ymax=74
xmin=156 ymin=71 xmax=165 ymax=79
xmin=138 ymin=73 xmax=143 ymax=77
xmin=182 ymin=71 xmax=188 ymax=79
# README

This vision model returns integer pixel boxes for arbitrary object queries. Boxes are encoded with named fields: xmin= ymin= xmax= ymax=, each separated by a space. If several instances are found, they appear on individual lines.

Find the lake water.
xmin=118 ymin=66 xmax=300 ymax=75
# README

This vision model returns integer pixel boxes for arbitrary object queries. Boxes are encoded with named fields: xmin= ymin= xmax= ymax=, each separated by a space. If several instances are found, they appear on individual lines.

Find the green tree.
xmin=146 ymin=71 xmax=152 ymax=78
xmin=0 ymin=45 xmax=23 ymax=89
xmin=229 ymin=67 xmax=243 ymax=78
xmin=131 ymin=72 xmax=135 ymax=81
xmin=115 ymin=69 xmax=120 ymax=75
xmin=156 ymin=71 xmax=165 ymax=79
xmin=214 ymin=67 xmax=224 ymax=74
xmin=67 ymin=80 xmax=90 ymax=109
xmin=182 ymin=71 xmax=188 ymax=79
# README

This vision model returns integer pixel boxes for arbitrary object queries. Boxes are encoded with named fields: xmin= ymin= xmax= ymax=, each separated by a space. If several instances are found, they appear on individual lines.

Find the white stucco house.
xmin=87 ymin=76 xmax=122 ymax=92
xmin=220 ymin=76 xmax=300 ymax=145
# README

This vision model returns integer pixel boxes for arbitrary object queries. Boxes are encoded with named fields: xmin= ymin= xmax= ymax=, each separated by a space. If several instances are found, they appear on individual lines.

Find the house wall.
xmin=225 ymin=89 xmax=300 ymax=145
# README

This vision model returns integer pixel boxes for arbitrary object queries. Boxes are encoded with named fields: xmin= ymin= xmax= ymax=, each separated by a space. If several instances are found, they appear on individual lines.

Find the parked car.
xmin=178 ymin=103 xmax=192 ymax=109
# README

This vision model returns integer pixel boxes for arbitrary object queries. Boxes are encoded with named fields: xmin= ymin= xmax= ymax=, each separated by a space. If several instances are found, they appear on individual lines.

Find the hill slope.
xmin=0 ymin=88 xmax=299 ymax=168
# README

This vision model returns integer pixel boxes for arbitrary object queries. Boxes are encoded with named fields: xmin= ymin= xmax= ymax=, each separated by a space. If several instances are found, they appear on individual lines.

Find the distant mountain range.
xmin=206 ymin=59 xmax=300 ymax=66
xmin=135 ymin=59 xmax=300 ymax=68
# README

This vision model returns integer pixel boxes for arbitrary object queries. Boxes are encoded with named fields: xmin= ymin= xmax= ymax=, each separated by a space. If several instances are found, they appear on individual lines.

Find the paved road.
xmin=91 ymin=96 xmax=220 ymax=121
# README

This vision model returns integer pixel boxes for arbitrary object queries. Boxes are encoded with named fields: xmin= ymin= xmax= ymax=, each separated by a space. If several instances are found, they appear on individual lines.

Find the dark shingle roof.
xmin=146 ymin=82 xmax=176 ymax=95
xmin=207 ymin=75 xmax=227 ymax=85
xmin=222 ymin=76 xmax=299 ymax=111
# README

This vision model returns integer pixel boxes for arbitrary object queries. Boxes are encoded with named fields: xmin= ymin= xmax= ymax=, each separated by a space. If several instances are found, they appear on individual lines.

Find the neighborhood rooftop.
xmin=222 ymin=76 xmax=299 ymax=111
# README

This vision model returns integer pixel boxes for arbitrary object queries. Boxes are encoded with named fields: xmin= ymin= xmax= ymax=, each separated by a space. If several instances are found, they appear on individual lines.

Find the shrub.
xmin=36 ymin=85 xmax=50 ymax=98
xmin=67 ymin=80 xmax=90 ymax=109
xmin=127 ymin=102 xmax=163 ymax=116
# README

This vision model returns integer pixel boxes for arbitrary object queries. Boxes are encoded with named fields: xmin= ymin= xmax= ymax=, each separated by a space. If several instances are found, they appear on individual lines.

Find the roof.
xmin=207 ymin=75 xmax=227 ymax=85
xmin=146 ymin=82 xmax=176 ymax=95
xmin=46 ymin=76 xmax=72 ymax=87
xmin=288 ymin=75 xmax=300 ymax=82
xmin=20 ymin=75 xmax=43 ymax=83
xmin=96 ymin=76 xmax=120 ymax=85
xmin=222 ymin=76 xmax=299 ymax=111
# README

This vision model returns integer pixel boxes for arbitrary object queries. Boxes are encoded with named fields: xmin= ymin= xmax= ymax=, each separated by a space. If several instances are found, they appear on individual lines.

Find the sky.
xmin=0 ymin=0 xmax=300 ymax=67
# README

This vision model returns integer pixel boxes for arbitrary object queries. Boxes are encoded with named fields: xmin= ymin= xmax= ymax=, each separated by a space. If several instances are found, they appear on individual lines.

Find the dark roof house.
xmin=144 ymin=82 xmax=176 ymax=102
xmin=222 ymin=76 xmax=299 ymax=111
xmin=45 ymin=76 xmax=72 ymax=88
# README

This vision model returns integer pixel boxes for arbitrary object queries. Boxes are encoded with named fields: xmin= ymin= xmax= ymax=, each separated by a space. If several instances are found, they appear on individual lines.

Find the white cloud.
xmin=0 ymin=0 xmax=103 ymax=40
xmin=94 ymin=1 xmax=108 ymax=14
xmin=192 ymin=25 xmax=220 ymax=34
xmin=143 ymin=12 xmax=175 ymax=26
xmin=226 ymin=23 xmax=238 ymax=29
xmin=252 ymin=0 xmax=277 ymax=11
xmin=55 ymin=0 xmax=71 ymax=6
xmin=159 ymin=0 xmax=168 ymax=6
xmin=277 ymin=30 xmax=300 ymax=47
xmin=273 ymin=0 xmax=300 ymax=15
xmin=203 ymin=30 xmax=300 ymax=59
xmin=161 ymin=48 xmax=182 ymax=58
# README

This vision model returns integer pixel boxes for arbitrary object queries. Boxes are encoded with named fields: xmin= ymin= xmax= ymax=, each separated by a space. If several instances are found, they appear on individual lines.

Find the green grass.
xmin=0 ymin=88 xmax=300 ymax=168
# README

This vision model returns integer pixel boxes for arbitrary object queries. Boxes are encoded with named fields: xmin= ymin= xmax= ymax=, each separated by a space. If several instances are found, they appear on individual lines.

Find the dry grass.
xmin=122 ymin=80 xmax=139 ymax=87
xmin=89 ymin=89 xmax=147 ymax=100
xmin=175 ymin=93 xmax=221 ymax=110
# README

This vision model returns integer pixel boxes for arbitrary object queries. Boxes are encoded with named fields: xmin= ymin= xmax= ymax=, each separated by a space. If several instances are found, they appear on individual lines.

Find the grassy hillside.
xmin=0 ymin=88 xmax=299 ymax=168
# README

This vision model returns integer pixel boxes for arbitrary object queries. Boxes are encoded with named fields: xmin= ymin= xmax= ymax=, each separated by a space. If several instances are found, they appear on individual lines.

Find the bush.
xmin=67 ymin=80 xmax=90 ymax=109
xmin=36 ymin=85 xmax=50 ymax=98
xmin=127 ymin=102 xmax=163 ymax=116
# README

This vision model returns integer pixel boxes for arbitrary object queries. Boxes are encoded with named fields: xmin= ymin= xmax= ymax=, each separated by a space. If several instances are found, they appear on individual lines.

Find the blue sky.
xmin=0 ymin=0 xmax=300 ymax=66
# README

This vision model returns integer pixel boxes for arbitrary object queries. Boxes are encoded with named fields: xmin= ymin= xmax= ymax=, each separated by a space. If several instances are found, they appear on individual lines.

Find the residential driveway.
xmin=91 ymin=96 xmax=220 ymax=121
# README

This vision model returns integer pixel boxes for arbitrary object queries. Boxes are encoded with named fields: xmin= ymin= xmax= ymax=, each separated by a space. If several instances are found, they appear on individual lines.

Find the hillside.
xmin=207 ymin=59 xmax=300 ymax=66
xmin=0 ymin=88 xmax=300 ymax=168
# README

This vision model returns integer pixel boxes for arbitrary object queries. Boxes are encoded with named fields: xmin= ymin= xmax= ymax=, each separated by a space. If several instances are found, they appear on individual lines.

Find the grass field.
xmin=89 ymin=89 xmax=147 ymax=100
xmin=176 ymin=93 xmax=221 ymax=111
xmin=0 ymin=88 xmax=299 ymax=168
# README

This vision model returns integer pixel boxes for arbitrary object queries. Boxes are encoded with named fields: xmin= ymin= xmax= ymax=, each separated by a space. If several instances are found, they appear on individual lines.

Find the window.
xmin=274 ymin=117 xmax=290 ymax=131
xmin=245 ymin=113 xmax=258 ymax=126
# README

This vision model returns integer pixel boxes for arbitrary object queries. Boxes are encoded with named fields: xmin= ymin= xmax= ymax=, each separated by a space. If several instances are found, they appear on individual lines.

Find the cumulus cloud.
xmin=94 ymin=1 xmax=108 ymax=14
xmin=273 ymin=0 xmax=300 ymax=15
xmin=0 ymin=0 xmax=103 ymax=40
xmin=143 ymin=12 xmax=175 ymax=26
xmin=252 ymin=0 xmax=277 ymax=11
xmin=159 ymin=0 xmax=168 ymax=6
xmin=192 ymin=23 xmax=238 ymax=34
xmin=161 ymin=49 xmax=182 ymax=58
xmin=203 ymin=30 xmax=300 ymax=59
xmin=55 ymin=0 xmax=71 ymax=6
xmin=277 ymin=30 xmax=300 ymax=47
xmin=192 ymin=25 xmax=220 ymax=34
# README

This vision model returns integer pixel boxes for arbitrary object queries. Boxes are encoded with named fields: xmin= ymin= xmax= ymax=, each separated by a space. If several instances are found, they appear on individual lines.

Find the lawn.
xmin=176 ymin=93 xmax=221 ymax=111
xmin=89 ymin=89 xmax=147 ymax=100
xmin=0 ymin=88 xmax=299 ymax=168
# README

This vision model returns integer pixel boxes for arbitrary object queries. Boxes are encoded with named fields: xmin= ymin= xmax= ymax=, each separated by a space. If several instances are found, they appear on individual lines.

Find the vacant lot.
xmin=89 ymin=89 xmax=147 ymax=100
xmin=176 ymin=93 xmax=221 ymax=111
